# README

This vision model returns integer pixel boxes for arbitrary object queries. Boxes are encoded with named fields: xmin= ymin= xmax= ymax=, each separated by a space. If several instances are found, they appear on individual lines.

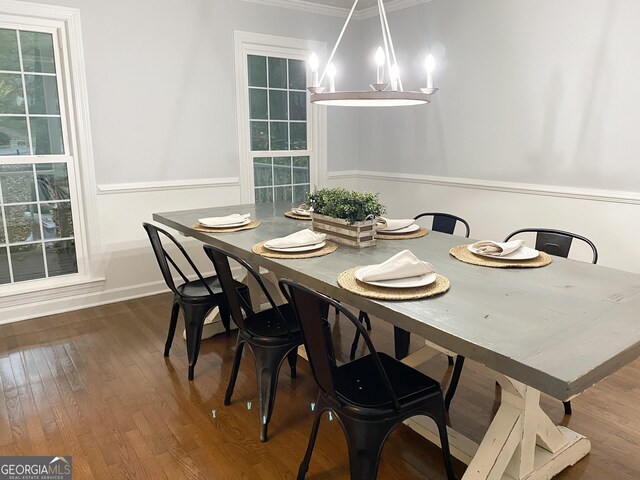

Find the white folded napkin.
xmin=265 ymin=229 xmax=326 ymax=249
xmin=198 ymin=213 xmax=250 ymax=227
xmin=471 ymin=239 xmax=525 ymax=257
xmin=292 ymin=204 xmax=314 ymax=216
xmin=360 ymin=250 xmax=434 ymax=282
xmin=376 ymin=217 xmax=415 ymax=232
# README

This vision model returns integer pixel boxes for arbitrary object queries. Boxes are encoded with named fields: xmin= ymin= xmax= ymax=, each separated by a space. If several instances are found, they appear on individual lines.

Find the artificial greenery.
xmin=307 ymin=187 xmax=386 ymax=225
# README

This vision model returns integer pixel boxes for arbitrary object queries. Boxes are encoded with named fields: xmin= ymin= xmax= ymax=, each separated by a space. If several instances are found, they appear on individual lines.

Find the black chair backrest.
xmin=279 ymin=279 xmax=400 ymax=410
xmin=142 ymin=222 xmax=214 ymax=297
xmin=504 ymin=228 xmax=598 ymax=264
xmin=414 ymin=212 xmax=470 ymax=238
xmin=203 ymin=244 xmax=293 ymax=336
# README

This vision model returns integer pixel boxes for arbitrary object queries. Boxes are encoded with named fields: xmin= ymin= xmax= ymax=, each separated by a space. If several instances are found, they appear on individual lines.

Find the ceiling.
xmin=308 ymin=0 xmax=379 ymax=9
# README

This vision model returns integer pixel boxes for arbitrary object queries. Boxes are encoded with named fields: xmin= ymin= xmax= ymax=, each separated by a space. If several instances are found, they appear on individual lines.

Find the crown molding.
xmin=240 ymin=0 xmax=429 ymax=19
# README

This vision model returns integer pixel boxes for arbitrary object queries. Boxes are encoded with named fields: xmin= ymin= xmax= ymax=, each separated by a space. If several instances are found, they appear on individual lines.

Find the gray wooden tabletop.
xmin=154 ymin=202 xmax=640 ymax=401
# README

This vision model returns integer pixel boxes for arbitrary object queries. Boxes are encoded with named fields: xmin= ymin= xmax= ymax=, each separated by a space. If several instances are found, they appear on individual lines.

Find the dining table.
xmin=153 ymin=202 xmax=640 ymax=480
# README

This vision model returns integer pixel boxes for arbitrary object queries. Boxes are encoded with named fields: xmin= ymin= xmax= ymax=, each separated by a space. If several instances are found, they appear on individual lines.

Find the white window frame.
xmin=0 ymin=1 xmax=102 ymax=300
xmin=234 ymin=31 xmax=327 ymax=203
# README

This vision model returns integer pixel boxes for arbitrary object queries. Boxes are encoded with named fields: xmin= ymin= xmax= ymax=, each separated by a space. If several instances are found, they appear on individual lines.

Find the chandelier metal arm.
xmin=319 ymin=0 xmax=360 ymax=85
xmin=378 ymin=0 xmax=403 ymax=90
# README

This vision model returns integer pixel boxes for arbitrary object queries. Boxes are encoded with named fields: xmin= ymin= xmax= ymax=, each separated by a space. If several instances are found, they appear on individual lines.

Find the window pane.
xmin=0 ymin=247 xmax=9 ymax=284
xmin=36 ymin=163 xmax=70 ymax=201
xmin=289 ymin=91 xmax=306 ymax=121
xmin=290 ymin=123 xmax=307 ymax=150
xmin=255 ymin=187 xmax=273 ymax=203
xmin=250 ymin=121 xmax=269 ymax=151
xmin=10 ymin=243 xmax=45 ymax=282
xmin=0 ymin=117 xmax=29 ymax=156
xmin=5 ymin=204 xmax=39 ymax=243
xmin=30 ymin=117 xmax=64 ymax=155
xmin=273 ymin=157 xmax=291 ymax=185
xmin=0 ymin=72 xmax=26 ymax=114
xmin=25 ymin=74 xmax=60 ymax=115
xmin=20 ymin=31 xmax=56 ymax=74
xmin=0 ymin=29 xmax=20 ymax=72
xmin=248 ymin=55 xmax=267 ymax=87
xmin=0 ymin=209 xmax=4 ymax=244
xmin=253 ymin=157 xmax=272 ymax=187
xmin=288 ymin=59 xmax=306 ymax=90
xmin=274 ymin=186 xmax=292 ymax=202
xmin=249 ymin=88 xmax=267 ymax=120
xmin=0 ymin=164 xmax=35 ymax=203
xmin=45 ymin=202 xmax=73 ymax=239
xmin=45 ymin=239 xmax=77 ymax=277
xmin=269 ymin=90 xmax=287 ymax=120
xmin=270 ymin=122 xmax=288 ymax=150
xmin=268 ymin=57 xmax=287 ymax=89
xmin=293 ymin=156 xmax=310 ymax=184
xmin=293 ymin=184 xmax=310 ymax=204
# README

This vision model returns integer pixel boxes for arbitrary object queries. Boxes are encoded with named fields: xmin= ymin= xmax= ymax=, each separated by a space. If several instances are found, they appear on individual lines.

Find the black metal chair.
xmin=280 ymin=279 xmax=456 ymax=480
xmin=445 ymin=228 xmax=598 ymax=415
xmin=143 ymin=222 xmax=246 ymax=381
xmin=350 ymin=212 xmax=470 ymax=361
xmin=203 ymin=244 xmax=302 ymax=442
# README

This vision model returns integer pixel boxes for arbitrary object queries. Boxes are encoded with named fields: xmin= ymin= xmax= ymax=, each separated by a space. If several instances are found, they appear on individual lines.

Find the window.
xmin=235 ymin=32 xmax=325 ymax=204
xmin=0 ymin=8 xmax=95 ymax=292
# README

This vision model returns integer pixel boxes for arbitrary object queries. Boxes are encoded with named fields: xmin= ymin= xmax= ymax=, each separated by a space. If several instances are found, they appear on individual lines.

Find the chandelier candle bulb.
xmin=309 ymin=53 xmax=319 ymax=87
xmin=375 ymin=47 xmax=385 ymax=84
xmin=327 ymin=63 xmax=336 ymax=92
xmin=425 ymin=54 xmax=435 ymax=90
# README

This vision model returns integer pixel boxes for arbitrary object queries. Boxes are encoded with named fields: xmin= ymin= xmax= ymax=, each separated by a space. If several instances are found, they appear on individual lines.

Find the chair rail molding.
xmin=327 ymin=170 xmax=640 ymax=205
xmin=96 ymin=177 xmax=241 ymax=195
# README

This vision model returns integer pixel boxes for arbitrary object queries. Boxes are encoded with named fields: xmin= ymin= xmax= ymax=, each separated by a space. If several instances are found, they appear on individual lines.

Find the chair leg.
xmin=342 ymin=414 xmax=391 ymax=480
xmin=297 ymin=397 xmax=326 ymax=480
xmin=224 ymin=336 xmax=245 ymax=405
xmin=164 ymin=302 xmax=180 ymax=357
xmin=218 ymin=300 xmax=231 ymax=336
xmin=287 ymin=349 xmax=298 ymax=379
xmin=444 ymin=355 xmax=465 ymax=412
xmin=254 ymin=345 xmax=294 ymax=442
xmin=182 ymin=303 xmax=212 ymax=381
xmin=349 ymin=311 xmax=369 ymax=361
xmin=430 ymin=403 xmax=457 ymax=480
xmin=563 ymin=400 xmax=572 ymax=415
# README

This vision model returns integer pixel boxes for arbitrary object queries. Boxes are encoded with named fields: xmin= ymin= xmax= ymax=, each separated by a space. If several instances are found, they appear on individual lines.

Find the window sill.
xmin=0 ymin=275 xmax=106 ymax=309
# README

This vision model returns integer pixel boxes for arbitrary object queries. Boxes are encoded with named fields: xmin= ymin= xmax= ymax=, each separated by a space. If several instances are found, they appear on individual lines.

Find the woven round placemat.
xmin=252 ymin=240 xmax=338 ymax=259
xmin=337 ymin=267 xmax=450 ymax=300
xmin=191 ymin=220 xmax=261 ymax=233
xmin=284 ymin=211 xmax=312 ymax=221
xmin=449 ymin=244 xmax=552 ymax=268
xmin=376 ymin=226 xmax=429 ymax=240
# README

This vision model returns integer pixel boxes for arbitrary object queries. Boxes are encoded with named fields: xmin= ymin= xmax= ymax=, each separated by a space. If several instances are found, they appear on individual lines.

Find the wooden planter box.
xmin=311 ymin=213 xmax=377 ymax=248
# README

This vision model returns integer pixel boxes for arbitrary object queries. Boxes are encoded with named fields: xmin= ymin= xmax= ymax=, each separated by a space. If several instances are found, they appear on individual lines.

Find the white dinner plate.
xmin=198 ymin=218 xmax=251 ymax=228
xmin=264 ymin=241 xmax=326 ymax=253
xmin=467 ymin=244 xmax=540 ymax=260
xmin=377 ymin=224 xmax=420 ymax=234
xmin=354 ymin=264 xmax=437 ymax=289
xmin=291 ymin=208 xmax=312 ymax=217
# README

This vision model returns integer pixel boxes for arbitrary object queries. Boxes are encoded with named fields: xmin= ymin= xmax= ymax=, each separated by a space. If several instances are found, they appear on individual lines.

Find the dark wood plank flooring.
xmin=0 ymin=293 xmax=638 ymax=479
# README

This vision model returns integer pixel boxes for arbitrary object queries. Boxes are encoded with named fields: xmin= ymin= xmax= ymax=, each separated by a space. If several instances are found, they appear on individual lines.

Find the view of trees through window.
xmin=0 ymin=27 xmax=77 ymax=285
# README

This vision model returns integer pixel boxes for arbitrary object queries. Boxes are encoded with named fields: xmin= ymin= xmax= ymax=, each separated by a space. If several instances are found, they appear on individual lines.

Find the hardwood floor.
xmin=0 ymin=293 xmax=638 ymax=479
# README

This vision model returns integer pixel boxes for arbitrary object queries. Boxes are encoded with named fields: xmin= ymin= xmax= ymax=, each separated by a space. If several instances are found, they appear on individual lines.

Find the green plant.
xmin=307 ymin=187 xmax=386 ymax=224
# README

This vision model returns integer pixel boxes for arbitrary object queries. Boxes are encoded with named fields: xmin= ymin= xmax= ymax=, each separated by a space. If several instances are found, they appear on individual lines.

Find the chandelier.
xmin=307 ymin=0 xmax=438 ymax=107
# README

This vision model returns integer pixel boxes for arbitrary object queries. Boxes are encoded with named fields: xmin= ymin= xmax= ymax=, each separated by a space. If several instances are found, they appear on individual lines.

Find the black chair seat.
xmin=336 ymin=352 xmax=441 ymax=409
xmin=176 ymin=275 xmax=223 ymax=298
xmin=245 ymin=304 xmax=300 ymax=340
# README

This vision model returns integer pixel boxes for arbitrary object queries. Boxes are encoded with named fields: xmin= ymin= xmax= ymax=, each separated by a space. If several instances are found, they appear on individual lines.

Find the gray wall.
xmin=356 ymin=0 xmax=640 ymax=192
xmin=19 ymin=0 xmax=360 ymax=183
